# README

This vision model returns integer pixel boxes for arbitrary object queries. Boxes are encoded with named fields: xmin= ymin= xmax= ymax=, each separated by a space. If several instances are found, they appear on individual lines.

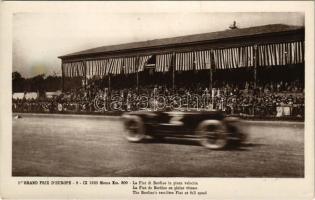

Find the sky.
xmin=12 ymin=12 xmax=304 ymax=78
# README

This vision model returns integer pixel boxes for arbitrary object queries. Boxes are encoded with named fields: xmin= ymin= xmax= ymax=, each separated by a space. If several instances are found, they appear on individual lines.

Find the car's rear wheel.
xmin=123 ymin=115 xmax=145 ymax=142
xmin=196 ymin=120 xmax=228 ymax=150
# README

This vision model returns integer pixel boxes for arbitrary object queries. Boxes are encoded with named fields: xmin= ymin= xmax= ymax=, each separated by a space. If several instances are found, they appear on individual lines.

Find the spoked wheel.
xmin=196 ymin=120 xmax=228 ymax=150
xmin=123 ymin=115 xmax=145 ymax=142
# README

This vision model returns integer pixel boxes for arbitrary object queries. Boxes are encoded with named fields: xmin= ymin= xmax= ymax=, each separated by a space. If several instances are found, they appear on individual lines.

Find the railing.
xmin=12 ymin=96 xmax=304 ymax=120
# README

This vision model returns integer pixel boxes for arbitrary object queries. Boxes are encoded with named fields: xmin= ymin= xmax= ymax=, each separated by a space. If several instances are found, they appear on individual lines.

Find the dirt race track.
xmin=12 ymin=113 xmax=304 ymax=177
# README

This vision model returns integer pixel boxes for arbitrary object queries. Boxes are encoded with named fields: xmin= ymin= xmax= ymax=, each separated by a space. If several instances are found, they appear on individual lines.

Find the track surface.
xmin=12 ymin=114 xmax=304 ymax=177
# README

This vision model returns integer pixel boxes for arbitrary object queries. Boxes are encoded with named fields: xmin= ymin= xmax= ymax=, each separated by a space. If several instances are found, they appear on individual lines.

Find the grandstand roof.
xmin=59 ymin=24 xmax=304 ymax=59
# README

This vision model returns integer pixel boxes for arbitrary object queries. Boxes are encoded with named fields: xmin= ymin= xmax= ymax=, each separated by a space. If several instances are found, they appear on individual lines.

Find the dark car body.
xmin=122 ymin=110 xmax=247 ymax=150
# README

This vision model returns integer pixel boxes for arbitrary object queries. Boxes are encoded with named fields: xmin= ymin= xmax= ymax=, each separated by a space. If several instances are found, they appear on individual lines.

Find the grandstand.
xmin=58 ymin=24 xmax=304 ymax=92
xmin=12 ymin=24 xmax=305 ymax=119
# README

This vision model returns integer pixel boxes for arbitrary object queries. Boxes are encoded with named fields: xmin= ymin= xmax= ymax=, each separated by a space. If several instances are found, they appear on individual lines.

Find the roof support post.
xmin=108 ymin=74 xmax=111 ymax=94
xmin=253 ymin=45 xmax=258 ymax=89
xmin=84 ymin=60 xmax=87 ymax=90
xmin=61 ymin=60 xmax=65 ymax=92
xmin=136 ymin=72 xmax=139 ymax=94
xmin=172 ymin=52 xmax=175 ymax=91
xmin=136 ymin=56 xmax=140 ymax=94
xmin=209 ymin=65 xmax=213 ymax=92
xmin=208 ymin=50 xmax=214 ymax=92
xmin=172 ymin=66 xmax=175 ymax=91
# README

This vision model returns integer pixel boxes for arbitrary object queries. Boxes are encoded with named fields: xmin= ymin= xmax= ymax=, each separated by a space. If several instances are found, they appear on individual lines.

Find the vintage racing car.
xmin=122 ymin=111 xmax=247 ymax=150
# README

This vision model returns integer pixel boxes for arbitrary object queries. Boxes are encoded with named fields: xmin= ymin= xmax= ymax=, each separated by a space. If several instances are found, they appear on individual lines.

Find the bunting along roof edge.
xmin=62 ymin=41 xmax=304 ymax=75
xmin=61 ymin=39 xmax=304 ymax=64
xmin=59 ymin=24 xmax=304 ymax=59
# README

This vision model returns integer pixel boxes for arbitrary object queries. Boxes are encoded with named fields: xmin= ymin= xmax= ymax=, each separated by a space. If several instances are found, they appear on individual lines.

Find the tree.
xmin=12 ymin=71 xmax=22 ymax=81
xmin=12 ymin=71 xmax=63 ymax=93
xmin=29 ymin=74 xmax=45 ymax=92
xmin=45 ymin=75 xmax=62 ymax=91
xmin=12 ymin=71 xmax=25 ymax=93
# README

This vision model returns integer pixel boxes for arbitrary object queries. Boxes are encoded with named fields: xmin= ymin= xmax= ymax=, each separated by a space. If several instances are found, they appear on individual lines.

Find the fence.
xmin=12 ymin=94 xmax=304 ymax=120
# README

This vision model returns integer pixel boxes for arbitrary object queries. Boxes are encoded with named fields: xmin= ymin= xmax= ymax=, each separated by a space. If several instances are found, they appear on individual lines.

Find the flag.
xmin=175 ymin=52 xmax=194 ymax=71
xmin=213 ymin=50 xmax=218 ymax=69
xmin=112 ymin=58 xmax=123 ymax=75
xmin=256 ymin=41 xmax=304 ymax=67
xmin=194 ymin=50 xmax=211 ymax=70
xmin=123 ymin=57 xmax=137 ymax=74
xmin=138 ymin=55 xmax=152 ymax=72
xmin=291 ymin=42 xmax=296 ymax=64
xmin=156 ymin=53 xmax=172 ymax=72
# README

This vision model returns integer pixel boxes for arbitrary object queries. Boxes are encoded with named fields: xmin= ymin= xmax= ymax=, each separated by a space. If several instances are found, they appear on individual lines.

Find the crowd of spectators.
xmin=12 ymin=79 xmax=304 ymax=119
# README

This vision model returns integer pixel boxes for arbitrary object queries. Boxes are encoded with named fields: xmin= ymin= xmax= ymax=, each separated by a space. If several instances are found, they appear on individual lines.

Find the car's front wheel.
xmin=196 ymin=120 xmax=228 ymax=150
xmin=123 ymin=115 xmax=145 ymax=142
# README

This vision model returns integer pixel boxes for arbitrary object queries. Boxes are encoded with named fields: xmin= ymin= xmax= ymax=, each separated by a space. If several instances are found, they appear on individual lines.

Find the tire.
xmin=123 ymin=115 xmax=145 ymax=142
xmin=196 ymin=120 xmax=228 ymax=150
